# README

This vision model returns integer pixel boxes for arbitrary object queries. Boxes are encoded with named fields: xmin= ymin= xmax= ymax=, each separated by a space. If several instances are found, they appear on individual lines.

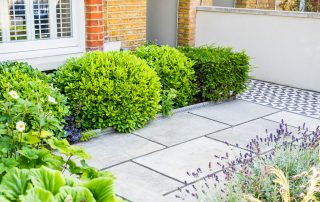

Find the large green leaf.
xmin=84 ymin=177 xmax=116 ymax=202
xmin=55 ymin=186 xmax=96 ymax=202
xmin=30 ymin=166 xmax=65 ymax=195
xmin=0 ymin=168 xmax=31 ymax=201
xmin=0 ymin=195 xmax=10 ymax=202
xmin=19 ymin=187 xmax=55 ymax=202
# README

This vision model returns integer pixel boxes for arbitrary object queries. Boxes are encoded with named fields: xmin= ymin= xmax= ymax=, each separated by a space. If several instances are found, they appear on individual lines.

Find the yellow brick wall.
xmin=104 ymin=0 xmax=146 ymax=49
xmin=177 ymin=0 xmax=212 ymax=46
xmin=236 ymin=0 xmax=276 ymax=9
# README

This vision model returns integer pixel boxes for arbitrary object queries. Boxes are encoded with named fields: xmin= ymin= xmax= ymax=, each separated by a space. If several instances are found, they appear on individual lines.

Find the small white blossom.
xmin=9 ymin=91 xmax=19 ymax=99
xmin=48 ymin=95 xmax=57 ymax=104
xmin=16 ymin=121 xmax=26 ymax=132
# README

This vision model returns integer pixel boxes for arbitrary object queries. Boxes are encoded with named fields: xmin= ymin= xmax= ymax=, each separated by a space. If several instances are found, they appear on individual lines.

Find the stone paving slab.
xmin=264 ymin=111 xmax=320 ymax=131
xmin=134 ymin=112 xmax=229 ymax=146
xmin=108 ymin=162 xmax=182 ymax=202
xmin=207 ymin=118 xmax=300 ymax=152
xmin=189 ymin=100 xmax=279 ymax=126
xmin=77 ymin=133 xmax=165 ymax=169
xmin=134 ymin=137 xmax=246 ymax=183
xmin=164 ymin=171 xmax=227 ymax=202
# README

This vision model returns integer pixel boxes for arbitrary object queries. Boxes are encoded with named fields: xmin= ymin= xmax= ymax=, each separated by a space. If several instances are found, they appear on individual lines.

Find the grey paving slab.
xmin=134 ymin=113 xmax=229 ymax=146
xmin=134 ymin=137 xmax=246 ymax=183
xmin=77 ymin=133 xmax=165 ymax=169
xmin=264 ymin=111 xmax=320 ymax=131
xmin=189 ymin=100 xmax=279 ymax=126
xmin=207 ymin=118 xmax=300 ymax=152
xmin=108 ymin=162 xmax=182 ymax=202
xmin=163 ymin=171 xmax=227 ymax=202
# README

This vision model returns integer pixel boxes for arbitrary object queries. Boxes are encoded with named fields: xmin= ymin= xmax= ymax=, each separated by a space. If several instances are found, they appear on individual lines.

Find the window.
xmin=0 ymin=0 xmax=73 ymax=43
xmin=0 ymin=0 xmax=84 ymax=70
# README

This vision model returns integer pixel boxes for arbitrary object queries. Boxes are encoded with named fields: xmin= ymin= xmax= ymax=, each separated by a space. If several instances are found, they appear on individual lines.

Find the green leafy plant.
xmin=54 ymin=51 xmax=162 ymax=132
xmin=0 ymin=166 xmax=121 ymax=202
xmin=80 ymin=130 xmax=100 ymax=142
xmin=179 ymin=46 xmax=251 ymax=101
xmin=135 ymin=45 xmax=198 ymax=109
xmin=0 ymin=91 xmax=100 ymax=180
xmin=0 ymin=61 xmax=69 ymax=132
xmin=160 ymin=88 xmax=177 ymax=116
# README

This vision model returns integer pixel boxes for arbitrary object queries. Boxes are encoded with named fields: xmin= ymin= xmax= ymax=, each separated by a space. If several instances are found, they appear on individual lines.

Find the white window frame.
xmin=0 ymin=0 xmax=85 ymax=69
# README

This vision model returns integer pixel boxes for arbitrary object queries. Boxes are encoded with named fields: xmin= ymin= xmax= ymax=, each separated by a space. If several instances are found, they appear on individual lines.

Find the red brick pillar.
xmin=85 ymin=0 xmax=105 ymax=51
xmin=178 ymin=0 xmax=212 ymax=46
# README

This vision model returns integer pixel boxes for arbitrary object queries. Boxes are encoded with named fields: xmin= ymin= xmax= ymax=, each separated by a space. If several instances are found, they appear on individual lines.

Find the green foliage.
xmin=160 ymin=89 xmax=177 ymax=117
xmin=54 ymin=51 xmax=162 ymax=132
xmin=0 ymin=166 xmax=121 ymax=202
xmin=80 ymin=130 xmax=100 ymax=142
xmin=213 ymin=146 xmax=320 ymax=201
xmin=179 ymin=46 xmax=251 ymax=101
xmin=135 ymin=45 xmax=198 ymax=108
xmin=0 ymin=61 xmax=69 ymax=132
xmin=0 ymin=91 xmax=96 ymax=180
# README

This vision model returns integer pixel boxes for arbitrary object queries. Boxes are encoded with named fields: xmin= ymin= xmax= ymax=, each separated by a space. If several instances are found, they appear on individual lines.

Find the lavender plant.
xmin=175 ymin=121 xmax=320 ymax=201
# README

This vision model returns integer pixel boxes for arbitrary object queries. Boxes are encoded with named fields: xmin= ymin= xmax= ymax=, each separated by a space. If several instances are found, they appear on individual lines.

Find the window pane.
xmin=33 ymin=0 xmax=50 ymax=39
xmin=56 ymin=0 xmax=72 ymax=38
xmin=9 ymin=0 xmax=27 ymax=41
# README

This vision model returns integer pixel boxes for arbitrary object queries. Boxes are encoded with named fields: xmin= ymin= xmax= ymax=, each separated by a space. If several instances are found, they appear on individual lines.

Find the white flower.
xmin=9 ymin=91 xmax=19 ymax=99
xmin=16 ymin=121 xmax=26 ymax=132
xmin=48 ymin=95 xmax=57 ymax=104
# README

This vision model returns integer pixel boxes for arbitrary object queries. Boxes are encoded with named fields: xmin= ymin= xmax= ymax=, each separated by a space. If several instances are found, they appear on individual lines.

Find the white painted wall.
xmin=195 ymin=7 xmax=320 ymax=92
xmin=147 ymin=0 xmax=178 ymax=46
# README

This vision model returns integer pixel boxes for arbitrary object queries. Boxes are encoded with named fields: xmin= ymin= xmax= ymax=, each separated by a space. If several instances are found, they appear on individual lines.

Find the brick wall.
xmin=236 ymin=0 xmax=276 ymax=9
xmin=177 ymin=0 xmax=212 ymax=46
xmin=85 ymin=0 xmax=105 ymax=51
xmin=104 ymin=0 xmax=147 ymax=49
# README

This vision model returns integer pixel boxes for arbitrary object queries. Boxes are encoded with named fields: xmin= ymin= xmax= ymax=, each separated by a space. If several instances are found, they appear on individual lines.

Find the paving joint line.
xmin=187 ymin=112 xmax=232 ymax=126
xmin=131 ymin=160 xmax=185 ymax=185
xmin=130 ymin=132 xmax=168 ymax=148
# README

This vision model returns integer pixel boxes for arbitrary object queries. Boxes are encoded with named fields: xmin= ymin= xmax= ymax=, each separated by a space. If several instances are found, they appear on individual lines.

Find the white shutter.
xmin=0 ymin=0 xmax=73 ymax=42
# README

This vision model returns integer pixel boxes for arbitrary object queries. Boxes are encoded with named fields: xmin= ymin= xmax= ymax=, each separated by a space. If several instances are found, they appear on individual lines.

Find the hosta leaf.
xmin=30 ymin=166 xmax=65 ymax=195
xmin=0 ymin=168 xmax=31 ymax=201
xmin=83 ymin=177 xmax=116 ymax=202
xmin=19 ymin=187 xmax=55 ymax=202
xmin=55 ymin=186 xmax=96 ymax=202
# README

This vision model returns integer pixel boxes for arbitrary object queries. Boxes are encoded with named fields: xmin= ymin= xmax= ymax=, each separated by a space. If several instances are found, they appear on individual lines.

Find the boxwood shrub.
xmin=135 ymin=45 xmax=197 ymax=108
xmin=179 ymin=46 xmax=251 ymax=101
xmin=54 ymin=51 xmax=162 ymax=132
xmin=0 ymin=61 xmax=69 ymax=132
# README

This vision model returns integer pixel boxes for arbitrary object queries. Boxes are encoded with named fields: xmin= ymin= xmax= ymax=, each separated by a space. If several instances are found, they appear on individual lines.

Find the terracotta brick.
xmin=85 ymin=0 xmax=104 ymax=51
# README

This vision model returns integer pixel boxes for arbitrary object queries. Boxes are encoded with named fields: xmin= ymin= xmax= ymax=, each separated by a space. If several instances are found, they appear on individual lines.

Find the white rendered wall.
xmin=196 ymin=7 xmax=320 ymax=92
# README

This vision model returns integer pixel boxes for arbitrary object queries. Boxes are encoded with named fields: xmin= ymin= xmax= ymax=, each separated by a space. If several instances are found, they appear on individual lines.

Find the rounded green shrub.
xmin=54 ymin=51 xmax=162 ymax=132
xmin=135 ymin=45 xmax=197 ymax=108
xmin=0 ymin=61 xmax=69 ymax=131
xmin=179 ymin=46 xmax=251 ymax=101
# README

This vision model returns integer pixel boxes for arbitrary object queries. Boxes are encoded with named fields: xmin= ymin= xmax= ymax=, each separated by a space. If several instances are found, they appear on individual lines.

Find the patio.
xmin=78 ymin=79 xmax=320 ymax=202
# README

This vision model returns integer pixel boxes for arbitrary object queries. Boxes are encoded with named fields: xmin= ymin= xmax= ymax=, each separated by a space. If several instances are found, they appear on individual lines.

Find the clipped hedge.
xmin=179 ymin=46 xmax=250 ymax=101
xmin=135 ymin=45 xmax=197 ymax=108
xmin=54 ymin=51 xmax=162 ymax=132
xmin=0 ymin=61 xmax=69 ymax=132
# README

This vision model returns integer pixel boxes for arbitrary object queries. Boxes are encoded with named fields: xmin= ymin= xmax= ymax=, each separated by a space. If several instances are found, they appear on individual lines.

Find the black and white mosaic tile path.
xmin=238 ymin=79 xmax=320 ymax=119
